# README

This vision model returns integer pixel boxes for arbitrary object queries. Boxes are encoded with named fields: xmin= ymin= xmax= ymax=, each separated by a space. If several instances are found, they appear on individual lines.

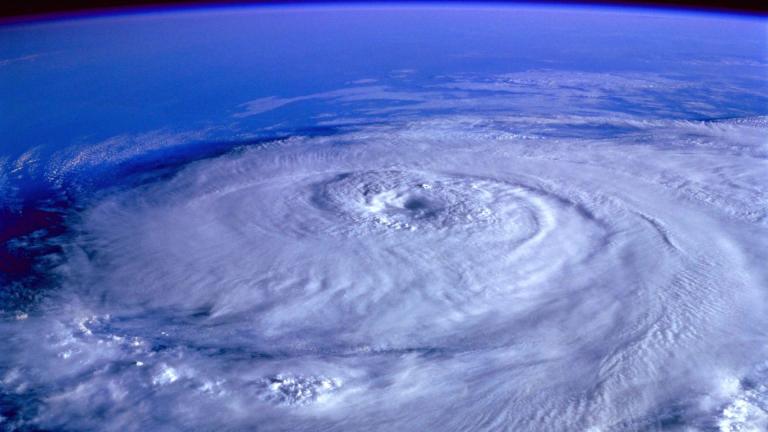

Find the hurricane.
xmin=1 ymin=5 xmax=767 ymax=432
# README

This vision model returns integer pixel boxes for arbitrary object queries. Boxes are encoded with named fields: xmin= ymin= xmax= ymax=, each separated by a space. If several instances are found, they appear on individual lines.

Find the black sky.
xmin=1 ymin=0 xmax=766 ymax=21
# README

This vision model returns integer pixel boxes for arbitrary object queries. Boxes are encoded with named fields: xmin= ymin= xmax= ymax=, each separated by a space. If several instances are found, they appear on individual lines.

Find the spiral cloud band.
xmin=3 ymin=110 xmax=767 ymax=430
xmin=1 ymin=9 xmax=767 ymax=428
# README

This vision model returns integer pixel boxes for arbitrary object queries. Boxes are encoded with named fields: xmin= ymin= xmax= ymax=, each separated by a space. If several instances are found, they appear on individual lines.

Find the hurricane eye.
xmin=402 ymin=196 xmax=430 ymax=211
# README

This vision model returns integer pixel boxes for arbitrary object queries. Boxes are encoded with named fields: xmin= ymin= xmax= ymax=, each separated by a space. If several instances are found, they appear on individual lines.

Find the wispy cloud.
xmin=234 ymin=85 xmax=430 ymax=118
xmin=0 ymin=53 xmax=44 ymax=68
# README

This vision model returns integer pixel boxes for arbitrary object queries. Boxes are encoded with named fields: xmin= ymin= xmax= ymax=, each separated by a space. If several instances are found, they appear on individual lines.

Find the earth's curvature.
xmin=1 ymin=5 xmax=767 ymax=431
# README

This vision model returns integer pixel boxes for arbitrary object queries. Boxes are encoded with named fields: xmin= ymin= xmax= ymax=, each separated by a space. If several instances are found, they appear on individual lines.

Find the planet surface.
xmin=1 ymin=4 xmax=767 ymax=431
